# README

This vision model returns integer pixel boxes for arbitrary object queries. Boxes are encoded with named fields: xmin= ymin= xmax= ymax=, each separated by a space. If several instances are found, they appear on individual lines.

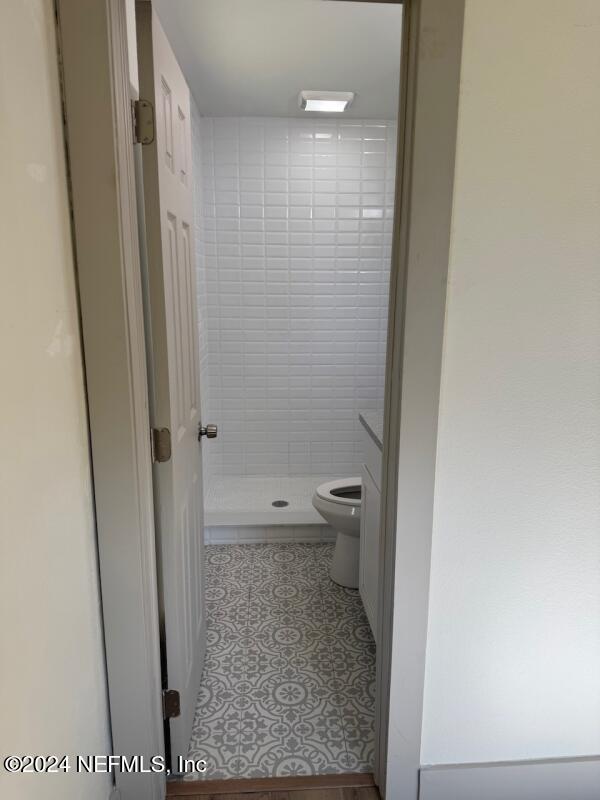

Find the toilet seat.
xmin=315 ymin=477 xmax=361 ymax=507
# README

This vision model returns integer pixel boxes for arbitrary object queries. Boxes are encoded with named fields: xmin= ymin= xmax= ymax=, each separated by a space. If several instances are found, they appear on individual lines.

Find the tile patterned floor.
xmin=188 ymin=543 xmax=376 ymax=779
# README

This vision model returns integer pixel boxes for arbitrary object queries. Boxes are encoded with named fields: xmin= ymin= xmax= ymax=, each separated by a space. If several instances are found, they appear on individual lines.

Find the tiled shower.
xmin=192 ymin=106 xmax=396 ymax=541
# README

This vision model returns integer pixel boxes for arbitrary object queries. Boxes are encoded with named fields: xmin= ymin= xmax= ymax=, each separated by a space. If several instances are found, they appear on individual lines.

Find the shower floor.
xmin=205 ymin=476 xmax=332 ymax=526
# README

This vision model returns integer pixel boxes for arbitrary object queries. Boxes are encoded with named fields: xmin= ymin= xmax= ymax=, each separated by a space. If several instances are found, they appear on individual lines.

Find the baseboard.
xmin=167 ymin=771 xmax=375 ymax=796
xmin=205 ymin=510 xmax=324 ymax=526
xmin=204 ymin=524 xmax=336 ymax=545
xmin=419 ymin=755 xmax=600 ymax=800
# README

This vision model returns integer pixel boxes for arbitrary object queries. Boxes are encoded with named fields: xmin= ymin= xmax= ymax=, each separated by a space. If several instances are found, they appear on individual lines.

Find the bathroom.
xmin=149 ymin=0 xmax=402 ymax=782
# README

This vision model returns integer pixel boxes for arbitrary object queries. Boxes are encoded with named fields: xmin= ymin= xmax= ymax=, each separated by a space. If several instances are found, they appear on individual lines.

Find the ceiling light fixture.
xmin=299 ymin=90 xmax=355 ymax=113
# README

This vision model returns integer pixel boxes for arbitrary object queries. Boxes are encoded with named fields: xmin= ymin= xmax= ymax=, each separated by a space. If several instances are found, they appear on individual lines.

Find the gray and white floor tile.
xmin=188 ymin=542 xmax=375 ymax=778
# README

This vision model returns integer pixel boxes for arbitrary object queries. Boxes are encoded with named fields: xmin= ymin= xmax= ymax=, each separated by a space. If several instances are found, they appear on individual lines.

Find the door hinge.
xmin=132 ymin=98 xmax=155 ymax=145
xmin=162 ymin=689 xmax=180 ymax=720
xmin=151 ymin=427 xmax=171 ymax=463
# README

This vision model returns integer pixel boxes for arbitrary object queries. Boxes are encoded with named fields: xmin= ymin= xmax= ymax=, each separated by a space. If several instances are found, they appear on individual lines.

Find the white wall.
xmin=194 ymin=116 xmax=396 ymax=479
xmin=421 ymin=0 xmax=600 ymax=765
xmin=0 ymin=2 xmax=111 ymax=798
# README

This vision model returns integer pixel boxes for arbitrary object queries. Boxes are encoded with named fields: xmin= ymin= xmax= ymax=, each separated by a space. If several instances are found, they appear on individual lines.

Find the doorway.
xmin=56 ymin=0 xmax=465 ymax=797
xmin=135 ymin=0 xmax=403 ymax=784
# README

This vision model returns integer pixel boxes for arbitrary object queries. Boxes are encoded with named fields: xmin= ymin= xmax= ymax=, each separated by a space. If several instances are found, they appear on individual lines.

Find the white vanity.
xmin=358 ymin=411 xmax=383 ymax=641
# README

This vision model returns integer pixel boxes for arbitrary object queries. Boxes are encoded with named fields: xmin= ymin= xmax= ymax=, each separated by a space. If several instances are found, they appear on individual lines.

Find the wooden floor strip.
xmin=167 ymin=772 xmax=376 ymax=796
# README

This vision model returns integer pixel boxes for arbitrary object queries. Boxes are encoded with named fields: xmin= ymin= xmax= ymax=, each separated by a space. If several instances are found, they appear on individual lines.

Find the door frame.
xmin=55 ymin=1 xmax=464 ymax=798
xmin=56 ymin=2 xmax=164 ymax=799
xmin=374 ymin=1 xmax=465 ymax=795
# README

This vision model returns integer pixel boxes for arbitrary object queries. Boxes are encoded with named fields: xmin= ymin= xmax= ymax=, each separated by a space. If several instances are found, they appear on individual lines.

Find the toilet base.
xmin=330 ymin=530 xmax=360 ymax=588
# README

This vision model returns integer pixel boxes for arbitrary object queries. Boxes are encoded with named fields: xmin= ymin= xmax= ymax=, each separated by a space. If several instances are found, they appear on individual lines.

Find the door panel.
xmin=136 ymin=3 xmax=206 ymax=762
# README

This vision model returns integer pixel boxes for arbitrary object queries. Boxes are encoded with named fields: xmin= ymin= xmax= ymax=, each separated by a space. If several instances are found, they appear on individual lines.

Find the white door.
xmin=136 ymin=4 xmax=206 ymax=762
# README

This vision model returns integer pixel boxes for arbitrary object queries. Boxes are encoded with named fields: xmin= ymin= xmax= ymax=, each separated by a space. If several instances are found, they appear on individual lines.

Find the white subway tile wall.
xmin=193 ymin=115 xmax=396 ymax=479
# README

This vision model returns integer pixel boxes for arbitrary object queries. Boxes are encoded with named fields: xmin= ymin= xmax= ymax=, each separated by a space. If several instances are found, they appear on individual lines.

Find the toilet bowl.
xmin=312 ymin=478 xmax=362 ymax=588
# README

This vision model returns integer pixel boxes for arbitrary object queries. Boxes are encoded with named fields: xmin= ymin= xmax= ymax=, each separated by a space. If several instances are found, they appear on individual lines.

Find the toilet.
xmin=312 ymin=478 xmax=362 ymax=588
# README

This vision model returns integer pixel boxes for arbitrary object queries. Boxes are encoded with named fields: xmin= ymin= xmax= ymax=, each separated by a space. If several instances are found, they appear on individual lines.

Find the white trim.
xmin=419 ymin=756 xmax=600 ymax=800
xmin=56 ymin=2 xmax=164 ymax=799
xmin=374 ymin=1 xmax=465 ymax=797
xmin=206 ymin=510 xmax=323 ymax=526
xmin=204 ymin=525 xmax=336 ymax=545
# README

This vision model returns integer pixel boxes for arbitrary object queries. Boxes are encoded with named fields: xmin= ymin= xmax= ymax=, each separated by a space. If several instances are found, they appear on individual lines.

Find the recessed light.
xmin=299 ymin=90 xmax=355 ymax=113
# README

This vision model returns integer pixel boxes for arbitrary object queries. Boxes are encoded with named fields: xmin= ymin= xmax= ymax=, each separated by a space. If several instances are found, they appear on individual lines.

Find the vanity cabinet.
xmin=359 ymin=428 xmax=382 ymax=641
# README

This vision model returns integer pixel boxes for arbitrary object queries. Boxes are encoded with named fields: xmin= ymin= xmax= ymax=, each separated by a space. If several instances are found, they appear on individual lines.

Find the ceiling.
xmin=152 ymin=0 xmax=403 ymax=119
